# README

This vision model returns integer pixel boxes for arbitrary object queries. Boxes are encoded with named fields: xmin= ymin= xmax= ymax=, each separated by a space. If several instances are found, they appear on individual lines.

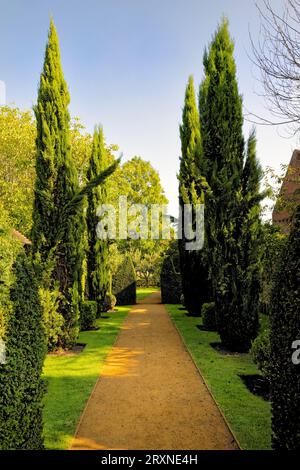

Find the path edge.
xmin=166 ymin=305 xmax=242 ymax=451
xmin=68 ymin=306 xmax=131 ymax=450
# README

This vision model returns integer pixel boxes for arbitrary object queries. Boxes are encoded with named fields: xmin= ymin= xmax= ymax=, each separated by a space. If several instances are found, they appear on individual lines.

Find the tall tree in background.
xmin=252 ymin=0 xmax=300 ymax=135
xmin=199 ymin=19 xmax=247 ymax=349
xmin=0 ymin=107 xmax=35 ymax=236
xmin=86 ymin=127 xmax=110 ymax=312
xmin=112 ymin=156 xmax=168 ymax=286
xmin=178 ymin=76 xmax=209 ymax=315
xmin=31 ymin=19 xmax=84 ymax=348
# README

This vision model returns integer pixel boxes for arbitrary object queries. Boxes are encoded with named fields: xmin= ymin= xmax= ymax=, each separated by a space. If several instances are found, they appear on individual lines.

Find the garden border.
xmin=167 ymin=307 xmax=242 ymax=450
xmin=68 ymin=309 xmax=129 ymax=450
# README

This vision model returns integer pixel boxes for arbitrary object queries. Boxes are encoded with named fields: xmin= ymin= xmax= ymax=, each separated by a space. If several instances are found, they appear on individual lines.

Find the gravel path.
xmin=71 ymin=292 xmax=238 ymax=450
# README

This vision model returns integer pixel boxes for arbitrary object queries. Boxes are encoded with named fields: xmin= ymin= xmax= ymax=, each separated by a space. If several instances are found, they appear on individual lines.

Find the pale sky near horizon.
xmin=0 ymin=0 xmax=298 ymax=216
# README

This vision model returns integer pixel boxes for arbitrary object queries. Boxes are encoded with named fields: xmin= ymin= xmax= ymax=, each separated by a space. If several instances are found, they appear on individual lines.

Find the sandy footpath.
xmin=71 ymin=292 xmax=238 ymax=450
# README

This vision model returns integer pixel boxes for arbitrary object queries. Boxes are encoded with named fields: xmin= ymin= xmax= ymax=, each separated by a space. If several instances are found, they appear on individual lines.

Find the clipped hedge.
xmin=99 ymin=293 xmax=116 ymax=313
xmin=0 ymin=251 xmax=47 ymax=449
xmin=269 ymin=205 xmax=300 ymax=450
xmin=160 ymin=242 xmax=182 ymax=304
xmin=80 ymin=301 xmax=97 ymax=330
xmin=251 ymin=328 xmax=271 ymax=383
xmin=112 ymin=255 xmax=136 ymax=306
xmin=201 ymin=302 xmax=217 ymax=331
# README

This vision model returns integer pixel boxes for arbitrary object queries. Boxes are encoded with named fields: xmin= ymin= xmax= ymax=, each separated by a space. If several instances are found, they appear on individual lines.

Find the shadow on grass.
xmin=196 ymin=324 xmax=217 ymax=332
xmin=184 ymin=312 xmax=201 ymax=318
xmin=239 ymin=374 xmax=270 ymax=401
xmin=210 ymin=341 xmax=247 ymax=356
xmin=43 ymin=306 xmax=131 ymax=450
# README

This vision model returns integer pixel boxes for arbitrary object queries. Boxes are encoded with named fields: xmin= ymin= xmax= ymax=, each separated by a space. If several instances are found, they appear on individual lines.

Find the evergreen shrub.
xmin=201 ymin=302 xmax=217 ymax=331
xmin=80 ymin=301 xmax=97 ymax=330
xmin=160 ymin=243 xmax=182 ymax=304
xmin=0 ymin=252 xmax=47 ymax=449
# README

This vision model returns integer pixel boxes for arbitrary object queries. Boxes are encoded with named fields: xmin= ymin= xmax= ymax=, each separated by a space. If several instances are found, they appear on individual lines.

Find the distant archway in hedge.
xmin=112 ymin=255 xmax=136 ymax=306
xmin=160 ymin=242 xmax=182 ymax=304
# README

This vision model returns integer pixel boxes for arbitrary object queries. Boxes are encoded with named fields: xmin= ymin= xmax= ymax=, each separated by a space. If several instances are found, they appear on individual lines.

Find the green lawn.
xmin=43 ymin=306 xmax=130 ymax=450
xmin=136 ymin=287 xmax=159 ymax=301
xmin=166 ymin=304 xmax=271 ymax=450
xmin=43 ymin=288 xmax=157 ymax=449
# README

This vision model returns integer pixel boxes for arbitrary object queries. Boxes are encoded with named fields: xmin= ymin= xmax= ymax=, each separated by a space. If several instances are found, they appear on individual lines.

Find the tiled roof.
xmin=11 ymin=229 xmax=31 ymax=245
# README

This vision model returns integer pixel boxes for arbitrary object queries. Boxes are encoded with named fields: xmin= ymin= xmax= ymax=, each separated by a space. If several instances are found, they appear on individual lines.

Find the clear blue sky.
xmin=0 ymin=0 xmax=297 ymax=215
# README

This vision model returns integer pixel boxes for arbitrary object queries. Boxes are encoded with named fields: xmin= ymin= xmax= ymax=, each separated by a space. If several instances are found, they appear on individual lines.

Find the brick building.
xmin=272 ymin=149 xmax=300 ymax=233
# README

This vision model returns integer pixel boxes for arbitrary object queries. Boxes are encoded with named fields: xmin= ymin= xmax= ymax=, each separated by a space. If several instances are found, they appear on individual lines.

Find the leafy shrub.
xmin=251 ymin=328 xmax=271 ymax=382
xmin=80 ymin=301 xmax=97 ymax=330
xmin=39 ymin=286 xmax=64 ymax=351
xmin=132 ymin=248 xmax=162 ymax=288
xmin=109 ymin=293 xmax=117 ymax=309
xmin=160 ymin=242 xmax=182 ymax=304
xmin=201 ymin=302 xmax=217 ymax=331
xmin=112 ymin=255 xmax=136 ymax=306
xmin=269 ymin=205 xmax=300 ymax=449
xmin=0 ymin=251 xmax=47 ymax=449
xmin=99 ymin=293 xmax=117 ymax=313
xmin=0 ymin=206 xmax=20 ymax=339
xmin=260 ymin=223 xmax=286 ymax=315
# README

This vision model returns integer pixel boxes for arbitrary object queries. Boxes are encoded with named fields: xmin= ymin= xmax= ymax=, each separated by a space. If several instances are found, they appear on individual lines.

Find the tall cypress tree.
xmin=32 ymin=19 xmax=83 ymax=348
xmin=178 ymin=76 xmax=209 ymax=315
xmin=269 ymin=203 xmax=300 ymax=449
xmin=199 ymin=19 xmax=249 ymax=350
xmin=220 ymin=131 xmax=262 ymax=351
xmin=239 ymin=131 xmax=263 ymax=346
xmin=86 ymin=127 xmax=110 ymax=312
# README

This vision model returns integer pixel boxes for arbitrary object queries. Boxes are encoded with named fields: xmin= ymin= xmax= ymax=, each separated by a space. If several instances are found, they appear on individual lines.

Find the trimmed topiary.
xmin=112 ymin=256 xmax=136 ymax=306
xmin=201 ymin=302 xmax=217 ymax=331
xmin=251 ymin=328 xmax=271 ymax=383
xmin=80 ymin=301 xmax=97 ymax=330
xmin=0 ymin=251 xmax=47 ymax=449
xmin=269 ymin=205 xmax=300 ymax=450
xmin=160 ymin=242 xmax=182 ymax=304
xmin=99 ymin=293 xmax=117 ymax=313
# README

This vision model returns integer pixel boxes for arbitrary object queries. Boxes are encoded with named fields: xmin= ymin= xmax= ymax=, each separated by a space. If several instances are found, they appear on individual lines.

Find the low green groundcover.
xmin=43 ymin=306 xmax=130 ymax=450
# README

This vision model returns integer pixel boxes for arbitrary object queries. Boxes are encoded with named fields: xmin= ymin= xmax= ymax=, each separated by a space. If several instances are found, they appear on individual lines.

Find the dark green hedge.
xmin=178 ymin=247 xmax=210 ymax=316
xmin=0 ymin=251 xmax=47 ymax=449
xmin=269 ymin=205 xmax=300 ymax=450
xmin=251 ymin=327 xmax=271 ymax=383
xmin=112 ymin=255 xmax=136 ymax=306
xmin=201 ymin=302 xmax=216 ymax=331
xmin=160 ymin=242 xmax=182 ymax=304
xmin=80 ymin=300 xmax=97 ymax=330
